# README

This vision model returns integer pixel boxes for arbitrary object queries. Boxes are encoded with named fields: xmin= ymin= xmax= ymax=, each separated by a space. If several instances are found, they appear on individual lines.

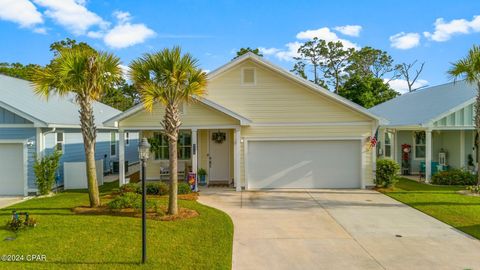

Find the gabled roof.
xmin=369 ymin=80 xmax=476 ymax=127
xmin=0 ymin=74 xmax=121 ymax=128
xmin=103 ymin=96 xmax=252 ymax=126
xmin=208 ymin=52 xmax=384 ymax=123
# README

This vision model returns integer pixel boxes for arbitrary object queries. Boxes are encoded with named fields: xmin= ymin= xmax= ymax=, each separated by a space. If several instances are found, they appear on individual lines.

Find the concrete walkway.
xmin=198 ymin=188 xmax=480 ymax=270
xmin=0 ymin=196 xmax=23 ymax=209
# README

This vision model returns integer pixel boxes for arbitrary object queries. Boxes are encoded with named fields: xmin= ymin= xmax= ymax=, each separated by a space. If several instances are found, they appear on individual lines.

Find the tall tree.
xmin=30 ymin=46 xmax=122 ymax=207
xmin=448 ymin=45 xmax=480 ymax=186
xmin=100 ymin=79 xmax=141 ymax=111
xmin=339 ymin=74 xmax=399 ymax=108
xmin=396 ymin=60 xmax=426 ymax=92
xmin=234 ymin=47 xmax=263 ymax=59
xmin=130 ymin=47 xmax=207 ymax=215
xmin=347 ymin=46 xmax=398 ymax=81
xmin=0 ymin=62 xmax=42 ymax=80
xmin=293 ymin=38 xmax=353 ymax=93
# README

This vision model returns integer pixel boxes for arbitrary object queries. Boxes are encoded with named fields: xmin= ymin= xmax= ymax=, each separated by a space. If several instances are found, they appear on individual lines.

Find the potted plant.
xmin=198 ymin=168 xmax=207 ymax=185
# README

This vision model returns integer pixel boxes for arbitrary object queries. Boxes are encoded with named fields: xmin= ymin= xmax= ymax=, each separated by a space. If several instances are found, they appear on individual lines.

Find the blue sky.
xmin=1 ymin=0 xmax=480 ymax=93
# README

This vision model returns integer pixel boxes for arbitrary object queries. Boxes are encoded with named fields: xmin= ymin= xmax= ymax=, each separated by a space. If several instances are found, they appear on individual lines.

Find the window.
xmin=110 ymin=132 xmax=117 ymax=157
xmin=153 ymin=131 xmax=192 ymax=160
xmin=56 ymin=132 xmax=64 ymax=152
xmin=242 ymin=68 xmax=256 ymax=85
xmin=414 ymin=131 xmax=426 ymax=159
xmin=125 ymin=132 xmax=130 ymax=146
xmin=384 ymin=132 xmax=393 ymax=159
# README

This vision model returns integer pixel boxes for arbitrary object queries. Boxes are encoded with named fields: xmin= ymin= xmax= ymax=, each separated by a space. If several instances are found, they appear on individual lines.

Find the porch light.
xmin=138 ymin=138 xmax=151 ymax=161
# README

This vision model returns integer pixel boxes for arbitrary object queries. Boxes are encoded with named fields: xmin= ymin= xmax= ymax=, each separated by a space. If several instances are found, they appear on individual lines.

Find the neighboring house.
xmin=0 ymin=74 xmax=139 ymax=196
xmin=105 ymin=53 xmax=382 ymax=191
xmin=369 ymin=80 xmax=476 ymax=181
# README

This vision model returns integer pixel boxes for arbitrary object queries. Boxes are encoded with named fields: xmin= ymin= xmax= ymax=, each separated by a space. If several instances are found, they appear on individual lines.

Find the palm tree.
xmin=129 ymin=47 xmax=207 ymax=215
xmin=31 ymin=46 xmax=122 ymax=207
xmin=448 ymin=45 xmax=480 ymax=186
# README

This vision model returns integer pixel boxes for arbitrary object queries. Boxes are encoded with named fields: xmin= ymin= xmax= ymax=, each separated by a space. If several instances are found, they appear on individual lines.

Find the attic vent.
xmin=242 ymin=68 xmax=256 ymax=85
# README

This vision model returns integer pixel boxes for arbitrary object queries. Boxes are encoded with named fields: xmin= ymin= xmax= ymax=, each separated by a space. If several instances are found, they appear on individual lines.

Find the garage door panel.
xmin=247 ymin=140 xmax=361 ymax=189
xmin=0 ymin=144 xmax=24 ymax=195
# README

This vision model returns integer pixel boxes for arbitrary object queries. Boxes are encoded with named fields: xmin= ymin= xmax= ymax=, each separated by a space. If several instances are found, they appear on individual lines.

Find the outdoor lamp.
xmin=138 ymin=137 xmax=150 ymax=264
xmin=138 ymin=138 xmax=151 ymax=161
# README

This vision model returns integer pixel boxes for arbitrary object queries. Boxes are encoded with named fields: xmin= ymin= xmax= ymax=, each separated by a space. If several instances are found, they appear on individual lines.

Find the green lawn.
xmin=381 ymin=178 xmax=480 ymax=239
xmin=0 ymin=182 xmax=233 ymax=270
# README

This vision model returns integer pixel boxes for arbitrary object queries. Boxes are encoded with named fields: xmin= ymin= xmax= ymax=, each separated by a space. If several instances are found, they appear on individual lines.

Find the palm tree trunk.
xmin=78 ymin=95 xmax=100 ymax=207
xmin=477 ymin=82 xmax=480 ymax=186
xmin=164 ymin=103 xmax=180 ymax=215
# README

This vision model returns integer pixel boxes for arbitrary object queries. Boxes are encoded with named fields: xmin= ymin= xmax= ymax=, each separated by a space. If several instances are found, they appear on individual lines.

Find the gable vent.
xmin=242 ymin=68 xmax=256 ymax=85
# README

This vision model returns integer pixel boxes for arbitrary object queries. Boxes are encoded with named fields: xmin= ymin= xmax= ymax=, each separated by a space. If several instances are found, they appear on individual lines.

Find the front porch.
xmin=379 ymin=128 xmax=477 ymax=181
xmin=117 ymin=127 xmax=242 ymax=191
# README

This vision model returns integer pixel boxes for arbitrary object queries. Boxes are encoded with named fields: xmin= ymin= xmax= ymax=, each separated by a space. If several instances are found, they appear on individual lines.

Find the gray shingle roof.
xmin=0 ymin=74 xmax=120 ymax=128
xmin=369 ymin=80 xmax=476 ymax=127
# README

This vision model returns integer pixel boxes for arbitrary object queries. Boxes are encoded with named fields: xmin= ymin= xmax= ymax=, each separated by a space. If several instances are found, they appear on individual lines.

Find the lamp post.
xmin=138 ymin=138 xmax=150 ymax=264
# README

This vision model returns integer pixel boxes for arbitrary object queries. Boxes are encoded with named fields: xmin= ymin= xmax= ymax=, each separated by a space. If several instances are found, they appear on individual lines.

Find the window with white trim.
xmin=384 ymin=132 xmax=393 ymax=159
xmin=110 ymin=132 xmax=117 ymax=157
xmin=153 ymin=131 xmax=191 ymax=160
xmin=242 ymin=68 xmax=256 ymax=85
xmin=125 ymin=132 xmax=130 ymax=146
xmin=56 ymin=131 xmax=64 ymax=152
xmin=414 ymin=131 xmax=426 ymax=159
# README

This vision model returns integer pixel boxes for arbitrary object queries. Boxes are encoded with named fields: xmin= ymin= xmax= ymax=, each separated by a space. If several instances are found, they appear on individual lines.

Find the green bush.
xmin=178 ymin=182 xmax=192 ymax=194
xmin=108 ymin=192 xmax=142 ymax=209
xmin=108 ymin=192 xmax=158 ymax=210
xmin=33 ymin=150 xmax=62 ymax=195
xmin=375 ymin=159 xmax=400 ymax=188
xmin=466 ymin=185 xmax=480 ymax=193
xmin=119 ymin=183 xmax=140 ymax=194
xmin=146 ymin=182 xmax=169 ymax=195
xmin=431 ymin=169 xmax=476 ymax=185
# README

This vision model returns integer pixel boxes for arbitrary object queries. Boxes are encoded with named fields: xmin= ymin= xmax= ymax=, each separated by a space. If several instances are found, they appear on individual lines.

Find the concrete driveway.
xmin=0 ymin=196 xmax=23 ymax=209
xmin=199 ymin=188 xmax=480 ymax=270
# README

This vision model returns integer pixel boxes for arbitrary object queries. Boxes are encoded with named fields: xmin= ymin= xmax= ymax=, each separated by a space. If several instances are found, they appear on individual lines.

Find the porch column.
xmin=234 ymin=127 xmax=241 ymax=192
xmin=119 ymin=129 xmax=126 ymax=186
xmin=191 ymin=129 xmax=198 ymax=191
xmin=372 ymin=124 xmax=378 ymax=184
xmin=460 ymin=130 xmax=465 ymax=167
xmin=425 ymin=129 xmax=432 ymax=182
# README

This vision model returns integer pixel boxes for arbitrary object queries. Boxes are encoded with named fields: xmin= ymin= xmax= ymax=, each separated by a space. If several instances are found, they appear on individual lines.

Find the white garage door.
xmin=0 ymin=143 xmax=25 ymax=195
xmin=246 ymin=140 xmax=361 ymax=189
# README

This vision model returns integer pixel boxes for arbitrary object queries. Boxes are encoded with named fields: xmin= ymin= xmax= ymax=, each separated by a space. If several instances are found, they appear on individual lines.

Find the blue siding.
xmin=125 ymin=132 xmax=139 ymax=165
xmin=44 ymin=129 xmax=139 ymax=185
xmin=0 ymin=128 xmax=36 ymax=188
xmin=0 ymin=107 xmax=32 ymax=124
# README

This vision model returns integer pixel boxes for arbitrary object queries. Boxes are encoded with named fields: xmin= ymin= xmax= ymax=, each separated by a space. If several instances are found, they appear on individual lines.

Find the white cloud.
xmin=424 ymin=15 xmax=480 ymax=42
xmin=334 ymin=25 xmax=362 ymax=37
xmin=33 ymin=0 xmax=108 ymax=35
xmin=387 ymin=79 xmax=428 ymax=94
xmin=103 ymin=12 xmax=155 ymax=49
xmin=296 ymin=27 xmax=359 ymax=49
xmin=119 ymin=64 xmax=130 ymax=80
xmin=261 ymin=27 xmax=359 ymax=62
xmin=33 ymin=27 xmax=47 ymax=34
xmin=0 ymin=0 xmax=43 ymax=28
xmin=389 ymin=32 xmax=420 ymax=49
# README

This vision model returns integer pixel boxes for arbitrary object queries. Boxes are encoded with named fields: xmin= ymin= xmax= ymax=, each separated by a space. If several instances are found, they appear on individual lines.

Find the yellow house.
xmin=104 ymin=53 xmax=383 ymax=190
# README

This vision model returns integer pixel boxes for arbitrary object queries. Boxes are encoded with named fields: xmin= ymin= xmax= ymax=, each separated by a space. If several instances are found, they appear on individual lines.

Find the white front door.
xmin=208 ymin=130 xmax=230 ymax=182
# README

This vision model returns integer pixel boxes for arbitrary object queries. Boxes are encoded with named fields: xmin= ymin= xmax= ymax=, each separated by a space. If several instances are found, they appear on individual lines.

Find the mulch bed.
xmin=72 ymin=205 xmax=199 ymax=221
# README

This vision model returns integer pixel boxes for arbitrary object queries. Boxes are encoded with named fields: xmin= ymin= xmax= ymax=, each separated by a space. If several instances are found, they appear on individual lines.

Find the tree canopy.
xmin=234 ymin=47 xmax=263 ymax=59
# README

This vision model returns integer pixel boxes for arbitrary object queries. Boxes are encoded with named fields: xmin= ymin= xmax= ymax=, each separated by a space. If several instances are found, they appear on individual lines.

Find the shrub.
xmin=33 ymin=150 xmax=62 ymax=195
xmin=178 ymin=182 xmax=192 ymax=194
xmin=466 ymin=185 xmax=480 ymax=193
xmin=107 ymin=192 xmax=158 ymax=210
xmin=376 ymin=159 xmax=400 ymax=188
xmin=146 ymin=182 xmax=169 ymax=195
xmin=119 ymin=183 xmax=140 ymax=194
xmin=108 ymin=192 xmax=142 ymax=209
xmin=431 ymin=169 xmax=476 ymax=185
